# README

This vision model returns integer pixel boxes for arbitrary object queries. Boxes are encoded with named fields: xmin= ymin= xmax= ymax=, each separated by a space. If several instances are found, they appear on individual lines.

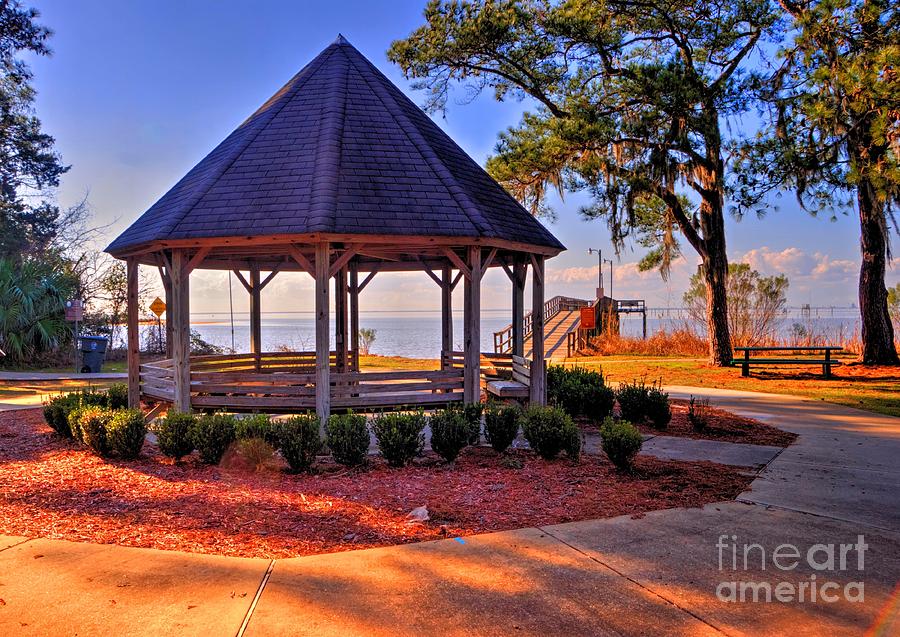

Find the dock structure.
xmin=106 ymin=36 xmax=564 ymax=418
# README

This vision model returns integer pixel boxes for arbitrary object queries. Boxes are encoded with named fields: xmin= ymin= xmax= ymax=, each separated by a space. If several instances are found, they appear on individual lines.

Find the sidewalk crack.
xmin=236 ymin=559 xmax=275 ymax=637
xmin=537 ymin=526 xmax=735 ymax=637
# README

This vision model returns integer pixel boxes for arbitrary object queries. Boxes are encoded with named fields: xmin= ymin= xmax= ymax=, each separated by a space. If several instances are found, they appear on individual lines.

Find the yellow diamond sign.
xmin=149 ymin=297 xmax=167 ymax=318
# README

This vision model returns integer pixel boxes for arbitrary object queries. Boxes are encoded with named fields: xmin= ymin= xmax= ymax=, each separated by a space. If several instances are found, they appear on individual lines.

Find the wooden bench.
xmin=732 ymin=346 xmax=843 ymax=379
xmin=485 ymin=354 xmax=531 ymax=400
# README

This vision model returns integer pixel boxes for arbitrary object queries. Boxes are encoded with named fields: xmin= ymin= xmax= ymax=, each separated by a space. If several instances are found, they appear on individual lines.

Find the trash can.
xmin=79 ymin=336 xmax=108 ymax=373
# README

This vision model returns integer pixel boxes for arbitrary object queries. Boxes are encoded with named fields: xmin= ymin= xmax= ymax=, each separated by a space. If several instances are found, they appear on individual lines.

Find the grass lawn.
xmin=563 ymin=355 xmax=900 ymax=418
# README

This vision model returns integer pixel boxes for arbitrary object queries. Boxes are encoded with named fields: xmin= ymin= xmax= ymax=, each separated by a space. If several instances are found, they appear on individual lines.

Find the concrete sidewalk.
xmin=0 ymin=388 xmax=897 ymax=636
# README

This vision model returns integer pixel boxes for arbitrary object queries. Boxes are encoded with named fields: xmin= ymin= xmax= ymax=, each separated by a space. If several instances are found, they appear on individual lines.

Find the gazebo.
xmin=106 ymin=36 xmax=564 ymax=420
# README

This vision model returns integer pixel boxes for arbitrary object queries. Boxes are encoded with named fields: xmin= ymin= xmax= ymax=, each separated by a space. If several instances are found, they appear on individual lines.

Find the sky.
xmin=26 ymin=0 xmax=897 ymax=314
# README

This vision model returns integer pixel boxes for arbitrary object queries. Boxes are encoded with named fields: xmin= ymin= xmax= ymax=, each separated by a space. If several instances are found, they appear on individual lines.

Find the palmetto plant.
xmin=0 ymin=257 xmax=75 ymax=362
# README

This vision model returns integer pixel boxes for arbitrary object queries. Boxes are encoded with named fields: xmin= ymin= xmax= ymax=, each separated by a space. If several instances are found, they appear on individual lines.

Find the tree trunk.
xmin=702 ymin=229 xmax=733 ymax=366
xmin=857 ymin=179 xmax=899 ymax=365
xmin=698 ymin=121 xmax=733 ymax=367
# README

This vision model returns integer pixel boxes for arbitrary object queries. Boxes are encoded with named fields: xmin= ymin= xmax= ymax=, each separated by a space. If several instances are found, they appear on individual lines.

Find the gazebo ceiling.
xmin=106 ymin=35 xmax=564 ymax=264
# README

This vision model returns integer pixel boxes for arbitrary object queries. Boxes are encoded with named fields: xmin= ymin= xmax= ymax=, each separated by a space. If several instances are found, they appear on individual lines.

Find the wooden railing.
xmin=441 ymin=350 xmax=532 ymax=387
xmin=493 ymin=295 xmax=593 ymax=353
xmin=139 ymin=351 xmax=463 ymax=412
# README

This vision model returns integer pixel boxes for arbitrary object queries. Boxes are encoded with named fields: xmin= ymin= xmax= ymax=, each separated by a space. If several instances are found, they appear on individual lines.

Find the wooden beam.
xmin=419 ymin=259 xmax=443 ymax=287
xmin=512 ymin=257 xmax=526 ymax=358
xmin=463 ymin=246 xmax=481 ymax=403
xmin=334 ymin=267 xmax=348 ymax=373
xmin=481 ymin=248 xmax=498 ymax=276
xmin=232 ymin=269 xmax=252 ymax=293
xmin=184 ymin=246 xmax=211 ymax=277
xmin=530 ymin=253 xmax=544 ymax=284
xmin=350 ymin=263 xmax=360 ymax=372
xmin=441 ymin=265 xmax=453 ymax=366
xmin=530 ymin=255 xmax=546 ymax=405
xmin=126 ymin=257 xmax=140 ymax=409
xmin=249 ymin=264 xmax=262 ymax=358
xmin=450 ymin=271 xmax=463 ymax=291
xmin=442 ymin=248 xmax=471 ymax=279
xmin=357 ymin=267 xmax=379 ymax=293
xmin=314 ymin=241 xmax=331 ymax=427
xmin=288 ymin=244 xmax=314 ymax=276
xmin=158 ymin=262 xmax=173 ymax=358
xmin=329 ymin=244 xmax=360 ymax=277
xmin=171 ymin=250 xmax=191 ymax=412
xmin=500 ymin=259 xmax=515 ymax=283
xmin=258 ymin=262 xmax=284 ymax=291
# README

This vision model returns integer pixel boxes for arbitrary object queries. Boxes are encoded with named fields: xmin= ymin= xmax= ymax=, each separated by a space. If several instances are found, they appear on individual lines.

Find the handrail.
xmin=493 ymin=295 xmax=593 ymax=354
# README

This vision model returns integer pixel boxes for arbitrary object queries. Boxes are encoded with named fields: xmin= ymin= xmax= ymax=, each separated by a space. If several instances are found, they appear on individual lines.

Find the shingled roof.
xmin=106 ymin=35 xmax=564 ymax=256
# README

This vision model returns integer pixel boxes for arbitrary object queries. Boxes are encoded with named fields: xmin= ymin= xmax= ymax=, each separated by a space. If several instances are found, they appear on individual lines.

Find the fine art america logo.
xmin=716 ymin=534 xmax=867 ymax=603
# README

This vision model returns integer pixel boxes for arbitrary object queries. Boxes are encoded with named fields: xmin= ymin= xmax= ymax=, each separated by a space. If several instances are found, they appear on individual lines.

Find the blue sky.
xmin=27 ymin=0 xmax=895 ymax=313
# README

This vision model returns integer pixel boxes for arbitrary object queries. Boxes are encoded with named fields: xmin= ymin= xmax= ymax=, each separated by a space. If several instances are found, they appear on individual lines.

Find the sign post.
xmin=149 ymin=297 xmax=167 ymax=353
xmin=65 ymin=299 xmax=84 ymax=373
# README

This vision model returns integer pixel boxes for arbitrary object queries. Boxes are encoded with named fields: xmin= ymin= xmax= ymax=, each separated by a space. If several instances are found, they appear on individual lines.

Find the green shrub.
xmin=372 ymin=411 xmax=426 ymax=467
xmin=483 ymin=403 xmax=521 ymax=453
xmin=106 ymin=409 xmax=147 ymax=459
xmin=277 ymin=414 xmax=322 ymax=472
xmin=522 ymin=405 xmax=580 ymax=460
xmin=547 ymin=365 xmax=615 ymax=421
xmin=616 ymin=379 xmax=652 ymax=423
xmin=600 ymin=418 xmax=643 ymax=470
xmin=106 ymin=383 xmax=129 ymax=410
xmin=646 ymin=385 xmax=671 ymax=430
xmin=77 ymin=388 xmax=110 ymax=409
xmin=462 ymin=402 xmax=484 ymax=444
xmin=78 ymin=406 xmax=113 ymax=457
xmin=189 ymin=413 xmax=237 ymax=464
xmin=67 ymin=406 xmax=86 ymax=441
xmin=235 ymin=414 xmax=279 ymax=447
xmin=429 ymin=407 xmax=470 ymax=462
xmin=325 ymin=412 xmax=369 ymax=466
xmin=688 ymin=395 xmax=710 ymax=432
xmin=43 ymin=393 xmax=78 ymax=438
xmin=154 ymin=411 xmax=195 ymax=460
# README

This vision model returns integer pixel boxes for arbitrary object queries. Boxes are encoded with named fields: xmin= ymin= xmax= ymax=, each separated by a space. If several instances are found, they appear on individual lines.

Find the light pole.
xmin=604 ymin=258 xmax=613 ymax=301
xmin=587 ymin=248 xmax=603 ymax=298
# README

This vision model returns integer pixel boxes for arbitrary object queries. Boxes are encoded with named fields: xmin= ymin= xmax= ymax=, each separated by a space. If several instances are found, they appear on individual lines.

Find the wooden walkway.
xmin=524 ymin=309 xmax=582 ymax=360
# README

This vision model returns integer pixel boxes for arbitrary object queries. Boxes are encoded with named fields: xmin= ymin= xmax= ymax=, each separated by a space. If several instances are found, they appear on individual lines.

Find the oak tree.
xmin=390 ymin=0 xmax=779 ymax=365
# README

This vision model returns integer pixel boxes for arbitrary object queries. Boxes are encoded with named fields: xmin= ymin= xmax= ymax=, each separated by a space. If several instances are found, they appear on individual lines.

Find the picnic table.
xmin=732 ymin=346 xmax=844 ymax=379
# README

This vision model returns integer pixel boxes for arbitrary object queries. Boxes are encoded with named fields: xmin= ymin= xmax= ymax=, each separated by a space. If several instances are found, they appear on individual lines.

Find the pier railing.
xmin=493 ymin=295 xmax=593 ymax=354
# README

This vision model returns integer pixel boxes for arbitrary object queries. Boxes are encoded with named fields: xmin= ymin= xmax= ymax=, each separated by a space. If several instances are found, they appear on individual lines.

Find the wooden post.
xmin=315 ymin=242 xmax=331 ymax=426
xmin=334 ymin=267 xmax=348 ymax=372
xmin=126 ymin=257 xmax=140 ymax=409
xmin=171 ymin=250 xmax=191 ymax=412
xmin=530 ymin=255 xmax=546 ymax=405
xmin=512 ymin=257 xmax=526 ymax=358
xmin=349 ymin=263 xmax=359 ymax=372
xmin=249 ymin=264 xmax=262 ymax=365
xmin=463 ymin=246 xmax=481 ymax=403
xmin=441 ymin=265 xmax=453 ymax=368
xmin=160 ymin=256 xmax=174 ymax=358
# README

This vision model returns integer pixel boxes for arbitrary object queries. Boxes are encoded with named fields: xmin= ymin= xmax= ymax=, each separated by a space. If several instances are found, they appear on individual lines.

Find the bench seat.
xmin=485 ymin=379 xmax=529 ymax=399
xmin=730 ymin=359 xmax=843 ymax=366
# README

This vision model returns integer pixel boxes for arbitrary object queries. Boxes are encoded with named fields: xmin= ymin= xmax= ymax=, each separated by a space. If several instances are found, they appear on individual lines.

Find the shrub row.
xmin=547 ymin=365 xmax=615 ymax=422
xmin=65 ymin=405 xmax=147 ymax=459
xmin=616 ymin=379 xmax=671 ymax=429
xmin=42 ymin=383 xmax=130 ymax=439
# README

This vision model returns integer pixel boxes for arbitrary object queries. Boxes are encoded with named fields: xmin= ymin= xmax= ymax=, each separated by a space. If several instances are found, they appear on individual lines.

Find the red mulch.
xmin=632 ymin=400 xmax=797 ymax=446
xmin=0 ymin=409 xmax=752 ymax=559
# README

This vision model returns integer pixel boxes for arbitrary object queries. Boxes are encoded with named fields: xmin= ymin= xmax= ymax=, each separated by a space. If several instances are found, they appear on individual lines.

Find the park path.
xmin=1 ymin=388 xmax=898 ymax=636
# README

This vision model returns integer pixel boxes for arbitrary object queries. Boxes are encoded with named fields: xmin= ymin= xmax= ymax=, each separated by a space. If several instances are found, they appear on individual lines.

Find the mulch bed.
xmin=633 ymin=400 xmax=797 ymax=446
xmin=0 ymin=409 xmax=753 ymax=559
